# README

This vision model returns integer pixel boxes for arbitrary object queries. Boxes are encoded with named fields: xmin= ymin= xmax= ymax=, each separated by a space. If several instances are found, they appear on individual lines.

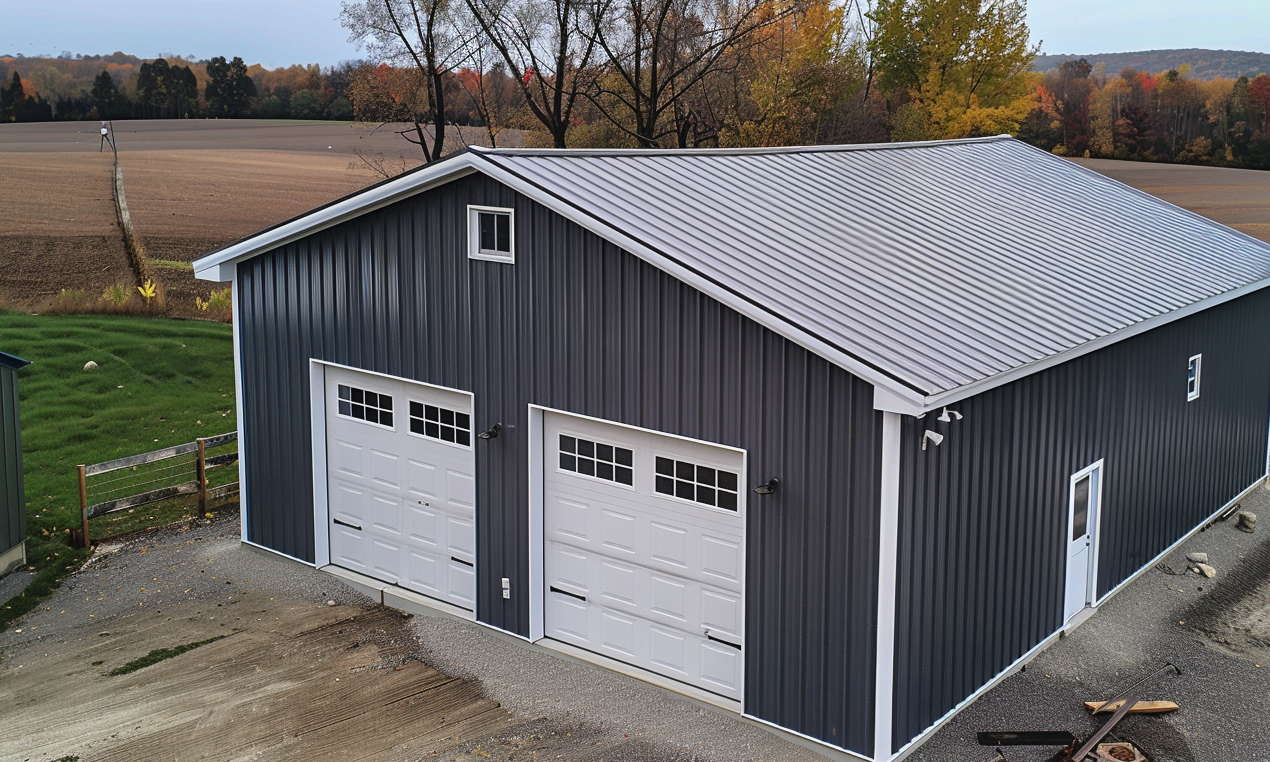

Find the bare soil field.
xmin=0 ymin=120 xmax=447 ymax=315
xmin=2 ymin=121 xmax=1268 ymax=319
xmin=0 ymin=152 xmax=133 ymax=304
xmin=1075 ymin=158 xmax=1270 ymax=244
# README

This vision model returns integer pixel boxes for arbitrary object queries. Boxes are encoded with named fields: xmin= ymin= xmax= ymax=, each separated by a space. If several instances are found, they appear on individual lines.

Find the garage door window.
xmin=409 ymin=401 xmax=471 ymax=447
xmin=559 ymin=434 xmax=634 ymax=486
xmin=654 ymin=456 xmax=739 ymax=511
xmin=337 ymin=384 xmax=394 ymax=428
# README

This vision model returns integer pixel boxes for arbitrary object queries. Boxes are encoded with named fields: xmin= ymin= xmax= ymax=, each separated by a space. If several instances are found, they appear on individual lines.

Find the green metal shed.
xmin=0 ymin=351 xmax=30 ymax=575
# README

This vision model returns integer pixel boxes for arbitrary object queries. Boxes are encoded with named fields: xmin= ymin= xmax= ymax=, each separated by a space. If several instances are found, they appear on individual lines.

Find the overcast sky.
xmin=2 ymin=0 xmax=1268 ymax=70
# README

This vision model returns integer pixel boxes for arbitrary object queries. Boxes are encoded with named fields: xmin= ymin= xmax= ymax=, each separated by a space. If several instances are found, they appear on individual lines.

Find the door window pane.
xmin=1072 ymin=475 xmax=1090 ymax=541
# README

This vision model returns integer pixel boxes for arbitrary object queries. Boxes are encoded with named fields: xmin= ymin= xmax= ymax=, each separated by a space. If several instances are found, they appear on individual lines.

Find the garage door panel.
xmin=447 ymin=470 xmax=476 ymax=507
xmin=447 ymin=515 xmax=475 ymax=557
xmin=544 ymin=412 xmax=745 ymax=702
xmin=370 ymin=449 xmax=401 ymax=488
xmin=600 ymin=609 xmax=639 ymax=657
xmin=700 ymin=642 xmax=741 ymax=692
xmin=404 ymin=503 xmax=441 ymax=546
xmin=405 ymin=459 xmax=439 ymax=498
xmin=650 ymin=522 xmax=688 ymax=568
xmin=333 ymin=440 xmax=364 ymax=478
xmin=701 ymin=589 xmax=742 ymax=636
xmin=600 ymin=508 xmax=638 ymax=554
xmin=599 ymin=559 xmax=638 ymax=606
xmin=325 ymin=366 xmax=475 ymax=612
xmin=700 ymin=535 xmax=741 ymax=583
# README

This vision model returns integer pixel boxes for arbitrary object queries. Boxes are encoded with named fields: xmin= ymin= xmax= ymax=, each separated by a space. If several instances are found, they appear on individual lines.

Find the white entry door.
xmin=324 ymin=365 xmax=476 ymax=611
xmin=542 ymin=412 xmax=746 ymax=701
xmin=1064 ymin=461 xmax=1103 ymax=621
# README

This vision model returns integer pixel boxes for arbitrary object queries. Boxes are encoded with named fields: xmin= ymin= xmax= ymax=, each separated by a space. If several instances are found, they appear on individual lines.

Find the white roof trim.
xmin=192 ymin=157 xmax=481 ymax=280
xmin=192 ymin=144 xmax=1270 ymax=416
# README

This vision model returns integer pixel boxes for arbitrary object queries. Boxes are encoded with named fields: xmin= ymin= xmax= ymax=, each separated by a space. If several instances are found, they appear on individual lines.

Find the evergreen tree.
xmin=91 ymin=70 xmax=122 ymax=118
xmin=205 ymin=56 xmax=257 ymax=117
xmin=2 ymin=71 xmax=27 ymax=122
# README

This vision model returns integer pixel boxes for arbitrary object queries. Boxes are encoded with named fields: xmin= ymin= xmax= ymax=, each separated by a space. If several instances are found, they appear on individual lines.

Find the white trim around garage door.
xmin=526 ymin=404 xmax=748 ymax=713
xmin=309 ymin=359 xmax=477 ymax=621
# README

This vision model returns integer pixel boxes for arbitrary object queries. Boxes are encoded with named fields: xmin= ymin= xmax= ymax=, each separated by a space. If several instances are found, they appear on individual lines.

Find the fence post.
xmin=78 ymin=464 xmax=90 ymax=549
xmin=196 ymin=438 xmax=207 ymax=513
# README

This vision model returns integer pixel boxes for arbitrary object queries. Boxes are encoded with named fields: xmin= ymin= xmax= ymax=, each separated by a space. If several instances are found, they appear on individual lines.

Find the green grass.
xmin=1 ymin=312 xmax=236 ymax=630
xmin=147 ymin=259 xmax=194 ymax=271
xmin=108 ymin=635 xmax=228 ymax=675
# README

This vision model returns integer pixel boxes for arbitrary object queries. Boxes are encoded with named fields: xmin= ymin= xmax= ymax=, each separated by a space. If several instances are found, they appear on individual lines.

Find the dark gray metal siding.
xmin=236 ymin=174 xmax=883 ymax=755
xmin=1 ymin=363 xmax=24 ymax=556
xmin=892 ymin=288 xmax=1270 ymax=748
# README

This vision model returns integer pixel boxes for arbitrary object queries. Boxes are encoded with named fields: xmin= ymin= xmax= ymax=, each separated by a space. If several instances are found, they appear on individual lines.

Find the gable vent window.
xmin=1188 ymin=354 xmax=1202 ymax=401
xmin=468 ymin=205 xmax=514 ymax=263
xmin=655 ymin=456 xmax=739 ymax=511
xmin=337 ymin=384 xmax=393 ymax=428
xmin=559 ymin=434 xmax=634 ymax=486
xmin=410 ymin=402 xmax=471 ymax=447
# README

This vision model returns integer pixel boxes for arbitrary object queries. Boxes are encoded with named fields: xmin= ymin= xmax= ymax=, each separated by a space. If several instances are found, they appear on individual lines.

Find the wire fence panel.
xmin=76 ymin=432 xmax=239 ymax=546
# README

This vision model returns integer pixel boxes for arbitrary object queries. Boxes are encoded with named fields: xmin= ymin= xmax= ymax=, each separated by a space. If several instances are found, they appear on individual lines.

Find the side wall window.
xmin=468 ymin=206 xmax=514 ymax=263
xmin=1187 ymin=354 xmax=1201 ymax=401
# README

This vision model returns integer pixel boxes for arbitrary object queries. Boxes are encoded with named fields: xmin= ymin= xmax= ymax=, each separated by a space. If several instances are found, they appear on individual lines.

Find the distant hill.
xmin=1032 ymin=49 xmax=1270 ymax=80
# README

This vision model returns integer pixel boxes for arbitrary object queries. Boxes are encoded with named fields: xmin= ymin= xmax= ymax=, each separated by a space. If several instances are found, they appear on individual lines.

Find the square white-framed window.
xmin=336 ymin=383 xmax=394 ymax=429
xmin=468 ymin=205 xmax=514 ymax=263
xmin=1187 ymin=354 xmax=1202 ymax=401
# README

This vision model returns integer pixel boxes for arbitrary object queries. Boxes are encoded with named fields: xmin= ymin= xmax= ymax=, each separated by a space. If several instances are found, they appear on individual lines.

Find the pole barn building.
xmin=193 ymin=136 xmax=1270 ymax=760
xmin=0 ymin=351 xmax=31 ymax=576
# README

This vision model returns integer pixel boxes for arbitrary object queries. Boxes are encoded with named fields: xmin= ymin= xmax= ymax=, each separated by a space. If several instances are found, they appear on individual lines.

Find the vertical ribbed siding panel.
xmin=0 ymin=366 xmax=23 ymax=555
xmin=893 ymin=288 xmax=1270 ymax=749
xmin=235 ymin=174 xmax=882 ymax=755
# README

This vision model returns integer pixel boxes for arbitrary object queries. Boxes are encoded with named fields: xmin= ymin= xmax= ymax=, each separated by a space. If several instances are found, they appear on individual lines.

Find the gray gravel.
xmin=0 ymin=515 xmax=820 ymax=762
xmin=904 ymin=487 xmax=1270 ymax=762
xmin=9 ymin=485 xmax=1269 ymax=762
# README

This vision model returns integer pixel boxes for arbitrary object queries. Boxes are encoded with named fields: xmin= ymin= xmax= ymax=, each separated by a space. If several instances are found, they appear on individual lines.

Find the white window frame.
xmin=554 ymin=431 xmax=637 ymax=490
xmin=467 ymin=205 xmax=515 ymax=263
xmin=406 ymin=400 xmax=473 ymax=450
xmin=335 ymin=382 xmax=396 ymax=431
xmin=1187 ymin=354 xmax=1202 ymax=402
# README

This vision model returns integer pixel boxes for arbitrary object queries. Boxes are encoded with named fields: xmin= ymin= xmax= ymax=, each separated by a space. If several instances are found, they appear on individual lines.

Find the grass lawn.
xmin=1 ymin=312 xmax=235 ymax=628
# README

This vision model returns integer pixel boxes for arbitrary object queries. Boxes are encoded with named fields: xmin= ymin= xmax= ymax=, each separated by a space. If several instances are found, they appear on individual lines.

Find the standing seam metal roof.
xmin=473 ymin=138 xmax=1270 ymax=395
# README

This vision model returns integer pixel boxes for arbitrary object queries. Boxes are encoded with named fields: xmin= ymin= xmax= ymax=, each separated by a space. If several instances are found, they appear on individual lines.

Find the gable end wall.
xmin=235 ymin=173 xmax=884 ymax=755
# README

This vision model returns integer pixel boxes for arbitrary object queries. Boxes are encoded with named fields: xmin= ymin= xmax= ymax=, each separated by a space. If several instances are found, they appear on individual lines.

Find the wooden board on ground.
xmin=1085 ymin=700 xmax=1180 ymax=714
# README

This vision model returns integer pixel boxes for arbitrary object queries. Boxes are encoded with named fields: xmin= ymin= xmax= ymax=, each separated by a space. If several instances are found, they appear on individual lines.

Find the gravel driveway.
xmin=5 ymin=486 xmax=1270 ymax=762
xmin=0 ymin=514 xmax=819 ymax=762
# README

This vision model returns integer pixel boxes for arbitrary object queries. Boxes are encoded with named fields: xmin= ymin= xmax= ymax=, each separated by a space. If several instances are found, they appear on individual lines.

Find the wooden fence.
xmin=76 ymin=432 xmax=238 ymax=547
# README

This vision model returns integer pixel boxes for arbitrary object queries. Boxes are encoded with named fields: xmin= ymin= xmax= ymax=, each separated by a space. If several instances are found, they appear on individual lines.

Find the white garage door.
xmin=543 ymin=413 xmax=746 ymax=701
xmin=324 ymin=366 xmax=476 ymax=611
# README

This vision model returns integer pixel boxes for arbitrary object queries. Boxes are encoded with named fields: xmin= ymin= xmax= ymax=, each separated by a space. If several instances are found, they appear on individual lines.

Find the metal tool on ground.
xmin=977 ymin=663 xmax=1182 ymax=761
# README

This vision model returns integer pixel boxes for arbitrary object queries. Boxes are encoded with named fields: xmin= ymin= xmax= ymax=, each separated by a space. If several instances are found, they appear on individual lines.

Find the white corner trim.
xmin=527 ymin=406 xmax=545 ymax=642
xmin=874 ymin=412 xmax=902 ymax=761
xmin=231 ymin=273 xmax=249 ymax=544
xmin=309 ymin=361 xmax=330 ymax=568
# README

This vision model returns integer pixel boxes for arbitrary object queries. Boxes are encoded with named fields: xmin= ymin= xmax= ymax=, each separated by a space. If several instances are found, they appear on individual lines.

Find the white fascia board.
xmin=876 ymin=274 xmax=1270 ymax=417
xmin=470 ymin=157 xmax=929 ymax=410
xmin=192 ymin=159 xmax=482 ymax=281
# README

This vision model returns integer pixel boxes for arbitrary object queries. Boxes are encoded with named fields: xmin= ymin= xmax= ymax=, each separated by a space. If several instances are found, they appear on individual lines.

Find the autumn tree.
xmin=1041 ymin=58 xmax=1093 ymax=154
xmin=719 ymin=0 xmax=867 ymax=146
xmin=464 ymin=0 xmax=601 ymax=147
xmin=342 ymin=0 xmax=475 ymax=163
xmin=584 ymin=0 xmax=801 ymax=147
xmin=205 ymin=56 xmax=258 ymax=117
xmin=868 ymin=0 xmax=1037 ymax=139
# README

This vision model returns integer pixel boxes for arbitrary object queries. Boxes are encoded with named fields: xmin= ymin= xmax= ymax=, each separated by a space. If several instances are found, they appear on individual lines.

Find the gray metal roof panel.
xmin=0 ymin=352 xmax=30 ymax=370
xmin=477 ymin=138 xmax=1270 ymax=395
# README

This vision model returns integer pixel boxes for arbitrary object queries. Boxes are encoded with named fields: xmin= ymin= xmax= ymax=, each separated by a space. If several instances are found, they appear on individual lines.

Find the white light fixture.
xmin=937 ymin=407 xmax=963 ymax=423
xmin=922 ymin=430 xmax=944 ymax=450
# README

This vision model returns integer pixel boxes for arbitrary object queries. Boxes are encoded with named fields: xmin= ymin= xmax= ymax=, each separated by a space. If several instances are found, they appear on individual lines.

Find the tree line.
xmin=1022 ymin=61 xmax=1270 ymax=169
xmin=4 ymin=2 xmax=1269 ymax=173
xmin=0 ymin=54 xmax=358 ymax=122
